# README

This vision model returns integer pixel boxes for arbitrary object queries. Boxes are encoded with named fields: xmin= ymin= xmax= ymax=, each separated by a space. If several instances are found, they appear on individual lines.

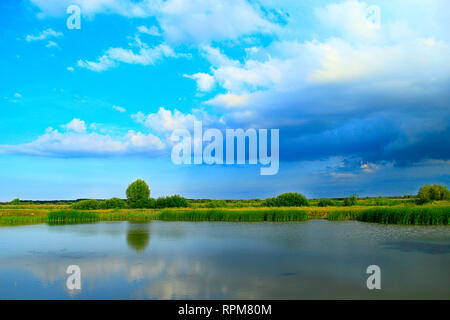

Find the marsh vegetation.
xmin=1 ymin=181 xmax=449 ymax=226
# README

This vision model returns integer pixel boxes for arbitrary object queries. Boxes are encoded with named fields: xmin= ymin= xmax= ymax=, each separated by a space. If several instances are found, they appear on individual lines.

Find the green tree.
xmin=126 ymin=179 xmax=150 ymax=208
xmin=11 ymin=198 xmax=20 ymax=205
xmin=343 ymin=195 xmax=358 ymax=206
xmin=417 ymin=184 xmax=450 ymax=204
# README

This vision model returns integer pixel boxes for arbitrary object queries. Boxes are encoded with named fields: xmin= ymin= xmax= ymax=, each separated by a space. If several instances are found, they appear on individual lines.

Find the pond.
xmin=0 ymin=220 xmax=449 ymax=299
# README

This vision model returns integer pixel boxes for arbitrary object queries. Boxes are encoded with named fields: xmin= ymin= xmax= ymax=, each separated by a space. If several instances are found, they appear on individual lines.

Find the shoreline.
xmin=1 ymin=205 xmax=449 ymax=226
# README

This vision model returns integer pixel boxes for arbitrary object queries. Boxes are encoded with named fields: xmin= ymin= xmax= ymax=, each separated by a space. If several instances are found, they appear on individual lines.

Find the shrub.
xmin=72 ymin=199 xmax=99 ymax=210
xmin=263 ymin=192 xmax=310 ymax=207
xmin=98 ymin=198 xmax=127 ymax=209
xmin=10 ymin=198 xmax=20 ymax=205
xmin=156 ymin=195 xmax=190 ymax=208
xmin=417 ymin=184 xmax=450 ymax=204
xmin=126 ymin=179 xmax=150 ymax=208
xmin=343 ymin=195 xmax=358 ymax=206
xmin=318 ymin=199 xmax=336 ymax=207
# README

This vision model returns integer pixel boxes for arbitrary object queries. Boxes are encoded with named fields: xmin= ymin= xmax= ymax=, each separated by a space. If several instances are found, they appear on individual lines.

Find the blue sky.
xmin=0 ymin=0 xmax=449 ymax=200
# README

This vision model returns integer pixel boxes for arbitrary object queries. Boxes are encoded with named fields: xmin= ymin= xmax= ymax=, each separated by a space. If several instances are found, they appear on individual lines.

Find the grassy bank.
xmin=327 ymin=206 xmax=449 ymax=225
xmin=158 ymin=208 xmax=309 ymax=222
xmin=47 ymin=210 xmax=100 ymax=224
xmin=0 ymin=204 xmax=448 ymax=226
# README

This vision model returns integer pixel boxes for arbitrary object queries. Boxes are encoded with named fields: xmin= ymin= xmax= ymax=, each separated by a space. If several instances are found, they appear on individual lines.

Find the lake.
xmin=0 ymin=220 xmax=449 ymax=299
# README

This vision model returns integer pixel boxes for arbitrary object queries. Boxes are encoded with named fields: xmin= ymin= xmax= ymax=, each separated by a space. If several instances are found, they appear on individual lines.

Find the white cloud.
xmin=132 ymin=107 xmax=200 ymax=134
xmin=183 ymin=72 xmax=215 ymax=92
xmin=201 ymin=45 xmax=239 ymax=68
xmin=77 ymin=38 xmax=183 ymax=72
xmin=206 ymin=93 xmax=250 ymax=108
xmin=112 ymin=105 xmax=126 ymax=113
xmin=46 ymin=41 xmax=58 ymax=48
xmin=77 ymin=55 xmax=116 ymax=72
xmin=157 ymin=0 xmax=278 ymax=43
xmin=26 ymin=28 xmax=63 ymax=42
xmin=137 ymin=25 xmax=161 ymax=36
xmin=14 ymin=93 xmax=22 ymax=98
xmin=0 ymin=123 xmax=165 ymax=157
xmin=29 ymin=0 xmax=157 ymax=18
xmin=62 ymin=118 xmax=86 ymax=133
xmin=67 ymin=66 xmax=74 ymax=72
xmin=30 ymin=0 xmax=277 ymax=44
xmin=316 ymin=1 xmax=381 ymax=42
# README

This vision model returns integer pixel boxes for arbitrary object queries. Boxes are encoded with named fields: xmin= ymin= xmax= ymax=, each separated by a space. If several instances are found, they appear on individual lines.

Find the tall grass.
xmin=326 ymin=210 xmax=361 ymax=221
xmin=358 ymin=207 xmax=448 ymax=225
xmin=0 ymin=215 xmax=47 ymax=226
xmin=99 ymin=209 xmax=159 ymax=221
xmin=158 ymin=208 xmax=309 ymax=222
xmin=327 ymin=207 xmax=449 ymax=225
xmin=47 ymin=210 xmax=99 ymax=223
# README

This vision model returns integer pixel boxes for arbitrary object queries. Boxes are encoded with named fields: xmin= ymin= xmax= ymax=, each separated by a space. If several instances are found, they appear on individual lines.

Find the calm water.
xmin=0 ymin=220 xmax=449 ymax=299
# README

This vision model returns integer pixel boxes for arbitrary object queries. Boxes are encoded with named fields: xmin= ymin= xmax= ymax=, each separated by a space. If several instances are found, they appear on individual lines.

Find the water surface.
xmin=0 ymin=220 xmax=448 ymax=299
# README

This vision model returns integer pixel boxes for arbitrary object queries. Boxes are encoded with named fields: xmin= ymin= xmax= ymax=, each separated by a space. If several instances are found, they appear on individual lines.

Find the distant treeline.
xmin=3 ymin=183 xmax=448 ymax=209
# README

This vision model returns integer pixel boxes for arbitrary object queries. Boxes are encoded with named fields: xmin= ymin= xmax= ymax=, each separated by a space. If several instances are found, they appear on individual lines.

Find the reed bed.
xmin=326 ymin=210 xmax=361 ymax=221
xmin=158 ymin=208 xmax=309 ymax=222
xmin=357 ymin=207 xmax=449 ymax=225
xmin=47 ymin=210 xmax=99 ymax=223
xmin=327 ymin=207 xmax=449 ymax=225
xmin=0 ymin=215 xmax=47 ymax=226
xmin=1 ymin=205 xmax=448 ymax=226
xmin=98 ymin=209 xmax=159 ymax=221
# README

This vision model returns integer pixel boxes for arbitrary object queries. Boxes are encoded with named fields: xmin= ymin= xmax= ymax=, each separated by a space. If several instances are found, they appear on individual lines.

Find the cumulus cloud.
xmin=62 ymin=118 xmax=86 ymax=133
xmin=183 ymin=73 xmax=215 ymax=92
xmin=206 ymin=93 xmax=250 ymax=108
xmin=0 ymin=122 xmax=165 ymax=157
xmin=316 ymin=0 xmax=381 ymax=41
xmin=30 ymin=0 xmax=278 ymax=43
xmin=132 ymin=107 xmax=200 ymax=134
xmin=21 ymin=0 xmax=450 ymax=172
xmin=138 ymin=25 xmax=161 ymax=36
xmin=156 ymin=0 xmax=278 ymax=43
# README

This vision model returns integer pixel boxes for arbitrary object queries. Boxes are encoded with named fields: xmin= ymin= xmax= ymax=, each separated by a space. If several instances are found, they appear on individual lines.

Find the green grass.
xmin=47 ymin=210 xmax=99 ymax=223
xmin=1 ymin=204 xmax=448 ymax=226
xmin=158 ymin=208 xmax=309 ymax=222
xmin=326 ymin=209 xmax=361 ymax=221
xmin=327 ymin=206 xmax=449 ymax=225
xmin=0 ymin=215 xmax=47 ymax=226
xmin=358 ymin=207 xmax=449 ymax=225
xmin=98 ymin=209 xmax=159 ymax=221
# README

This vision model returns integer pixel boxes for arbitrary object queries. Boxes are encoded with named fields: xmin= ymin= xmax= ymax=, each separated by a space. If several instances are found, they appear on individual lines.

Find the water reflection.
xmin=0 ymin=221 xmax=448 ymax=299
xmin=126 ymin=222 xmax=151 ymax=252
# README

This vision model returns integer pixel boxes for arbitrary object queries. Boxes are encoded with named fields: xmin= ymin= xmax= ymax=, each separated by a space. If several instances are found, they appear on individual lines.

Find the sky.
xmin=0 ymin=0 xmax=449 ymax=200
